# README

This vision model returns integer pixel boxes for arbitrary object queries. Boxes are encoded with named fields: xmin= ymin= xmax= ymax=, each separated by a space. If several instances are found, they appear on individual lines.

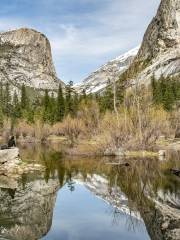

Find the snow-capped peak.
xmin=75 ymin=46 xmax=140 ymax=94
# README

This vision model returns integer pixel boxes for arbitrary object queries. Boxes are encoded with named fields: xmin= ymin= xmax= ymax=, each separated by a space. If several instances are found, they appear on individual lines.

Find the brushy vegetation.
xmin=0 ymin=75 xmax=179 ymax=154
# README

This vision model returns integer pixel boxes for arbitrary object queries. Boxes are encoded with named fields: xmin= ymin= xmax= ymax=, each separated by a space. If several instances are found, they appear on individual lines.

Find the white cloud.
xmin=0 ymin=0 xmax=161 ymax=82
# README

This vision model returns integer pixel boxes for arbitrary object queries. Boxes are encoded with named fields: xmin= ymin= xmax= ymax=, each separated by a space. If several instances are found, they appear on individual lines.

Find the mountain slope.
xmin=130 ymin=0 xmax=180 ymax=86
xmin=0 ymin=28 xmax=64 ymax=92
xmin=76 ymin=46 xmax=139 ymax=93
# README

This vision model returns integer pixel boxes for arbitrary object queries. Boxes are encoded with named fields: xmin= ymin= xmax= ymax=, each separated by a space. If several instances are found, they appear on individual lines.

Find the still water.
xmin=0 ymin=145 xmax=179 ymax=240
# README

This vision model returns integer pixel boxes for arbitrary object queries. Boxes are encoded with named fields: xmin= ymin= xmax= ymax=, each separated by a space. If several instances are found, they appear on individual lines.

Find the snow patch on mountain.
xmin=75 ymin=46 xmax=140 ymax=94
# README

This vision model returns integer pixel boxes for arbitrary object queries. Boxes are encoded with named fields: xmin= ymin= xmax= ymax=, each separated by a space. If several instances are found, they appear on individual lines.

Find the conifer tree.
xmin=49 ymin=92 xmax=56 ymax=124
xmin=100 ymin=80 xmax=114 ymax=112
xmin=4 ymin=82 xmax=12 ymax=117
xmin=0 ymin=106 xmax=3 ymax=128
xmin=21 ymin=84 xmax=29 ymax=110
xmin=56 ymin=84 xmax=65 ymax=121
xmin=65 ymin=81 xmax=74 ymax=116
xmin=43 ymin=89 xmax=50 ymax=122
xmin=12 ymin=91 xmax=21 ymax=119
xmin=0 ymin=82 xmax=4 ymax=107
xmin=72 ymin=92 xmax=79 ymax=117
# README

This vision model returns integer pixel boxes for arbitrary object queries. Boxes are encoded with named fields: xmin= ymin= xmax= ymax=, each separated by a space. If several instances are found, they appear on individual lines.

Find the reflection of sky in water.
xmin=42 ymin=184 xmax=150 ymax=240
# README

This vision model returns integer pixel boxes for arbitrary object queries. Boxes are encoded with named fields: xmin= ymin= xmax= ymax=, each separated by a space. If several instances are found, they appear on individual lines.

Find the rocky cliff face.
xmin=0 ymin=175 xmax=60 ymax=240
xmin=132 ymin=0 xmax=180 ymax=85
xmin=76 ymin=47 xmax=139 ymax=93
xmin=137 ymin=0 xmax=180 ymax=61
xmin=0 ymin=28 xmax=63 ymax=91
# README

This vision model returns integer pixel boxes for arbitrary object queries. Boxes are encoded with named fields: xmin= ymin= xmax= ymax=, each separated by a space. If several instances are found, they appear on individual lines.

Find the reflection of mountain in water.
xmin=0 ymin=152 xmax=179 ymax=240
xmin=141 ymin=190 xmax=180 ymax=240
xmin=75 ymin=174 xmax=141 ymax=219
xmin=0 ymin=175 xmax=60 ymax=240
xmin=76 ymin=173 xmax=180 ymax=240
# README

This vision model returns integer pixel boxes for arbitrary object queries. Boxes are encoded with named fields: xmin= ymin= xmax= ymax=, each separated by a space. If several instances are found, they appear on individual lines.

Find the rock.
xmin=0 ymin=148 xmax=21 ymax=176
xmin=130 ymin=0 xmax=180 ymax=86
xmin=76 ymin=47 xmax=139 ymax=94
xmin=0 ymin=148 xmax=19 ymax=164
xmin=0 ymin=175 xmax=60 ymax=240
xmin=0 ymin=28 xmax=65 ymax=92
xmin=137 ymin=0 xmax=180 ymax=63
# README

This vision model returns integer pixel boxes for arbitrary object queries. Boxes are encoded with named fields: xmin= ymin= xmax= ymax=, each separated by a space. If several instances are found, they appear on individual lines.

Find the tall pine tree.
xmin=56 ymin=84 xmax=65 ymax=121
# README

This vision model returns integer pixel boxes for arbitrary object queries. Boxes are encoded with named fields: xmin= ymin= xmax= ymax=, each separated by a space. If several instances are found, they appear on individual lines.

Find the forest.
xmin=0 ymin=75 xmax=179 ymax=154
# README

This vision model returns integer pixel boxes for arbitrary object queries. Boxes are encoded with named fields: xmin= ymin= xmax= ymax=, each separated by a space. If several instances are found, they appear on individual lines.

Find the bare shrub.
xmin=51 ymin=122 xmax=64 ymax=136
xmin=77 ymin=100 xmax=100 ymax=136
xmin=96 ymin=105 xmax=171 ymax=152
xmin=61 ymin=115 xmax=85 ymax=146
xmin=14 ymin=120 xmax=51 ymax=142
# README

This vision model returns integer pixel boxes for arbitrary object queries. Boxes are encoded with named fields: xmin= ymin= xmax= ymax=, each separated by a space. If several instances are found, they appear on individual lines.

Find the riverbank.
xmin=15 ymin=134 xmax=180 ymax=159
xmin=0 ymin=147 xmax=45 ymax=178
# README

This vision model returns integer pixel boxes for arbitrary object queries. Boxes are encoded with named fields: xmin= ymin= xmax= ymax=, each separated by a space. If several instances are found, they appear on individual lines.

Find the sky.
xmin=0 ymin=0 xmax=161 ymax=83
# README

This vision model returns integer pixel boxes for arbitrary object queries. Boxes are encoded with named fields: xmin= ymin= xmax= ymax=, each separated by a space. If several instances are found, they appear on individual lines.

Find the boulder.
xmin=0 ymin=148 xmax=20 ymax=174
xmin=0 ymin=148 xmax=19 ymax=164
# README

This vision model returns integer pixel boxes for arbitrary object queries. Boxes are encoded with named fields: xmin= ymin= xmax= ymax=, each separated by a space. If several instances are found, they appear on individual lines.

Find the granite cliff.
xmin=130 ymin=0 xmax=180 ymax=86
xmin=0 ymin=28 xmax=64 ymax=92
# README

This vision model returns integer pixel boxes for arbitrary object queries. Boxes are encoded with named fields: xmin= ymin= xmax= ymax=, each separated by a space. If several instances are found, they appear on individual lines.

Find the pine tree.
xmin=80 ymin=89 xmax=87 ymax=103
xmin=72 ymin=92 xmax=79 ymax=117
xmin=100 ymin=80 xmax=114 ymax=112
xmin=0 ymin=82 xmax=4 ymax=107
xmin=49 ymin=92 xmax=56 ymax=124
xmin=0 ymin=106 xmax=4 ymax=128
xmin=21 ymin=84 xmax=29 ymax=110
xmin=4 ymin=82 xmax=12 ymax=117
xmin=43 ymin=89 xmax=50 ymax=122
xmin=12 ymin=91 xmax=21 ymax=119
xmin=116 ymin=79 xmax=124 ymax=106
xmin=65 ymin=81 xmax=74 ymax=116
xmin=56 ymin=84 xmax=65 ymax=121
xmin=151 ymin=75 xmax=158 ymax=104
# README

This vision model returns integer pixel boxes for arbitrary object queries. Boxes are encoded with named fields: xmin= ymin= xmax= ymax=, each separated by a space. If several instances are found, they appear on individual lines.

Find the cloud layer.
xmin=0 ymin=0 xmax=161 ymax=83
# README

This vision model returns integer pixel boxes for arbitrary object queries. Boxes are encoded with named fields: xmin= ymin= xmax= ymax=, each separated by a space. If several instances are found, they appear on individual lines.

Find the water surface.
xmin=0 ymin=145 xmax=179 ymax=240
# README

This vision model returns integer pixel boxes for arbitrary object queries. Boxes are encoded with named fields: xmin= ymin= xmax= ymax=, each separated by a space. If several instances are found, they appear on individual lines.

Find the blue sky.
xmin=0 ymin=0 xmax=160 ymax=83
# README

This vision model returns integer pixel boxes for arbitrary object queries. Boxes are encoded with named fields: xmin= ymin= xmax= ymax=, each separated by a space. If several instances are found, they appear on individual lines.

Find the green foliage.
xmin=65 ymin=81 xmax=74 ymax=116
xmin=4 ymin=82 xmax=12 ymax=117
xmin=99 ymin=80 xmax=114 ymax=112
xmin=151 ymin=75 xmax=180 ymax=111
xmin=21 ymin=84 xmax=29 ymax=110
xmin=56 ymin=84 xmax=65 ymax=122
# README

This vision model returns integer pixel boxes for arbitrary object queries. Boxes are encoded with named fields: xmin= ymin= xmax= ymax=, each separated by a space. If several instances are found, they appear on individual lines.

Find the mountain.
xmin=0 ymin=174 xmax=60 ymax=240
xmin=76 ymin=46 xmax=139 ymax=94
xmin=0 ymin=28 xmax=64 ymax=92
xmin=129 ymin=0 xmax=180 ymax=86
xmin=77 ymin=0 xmax=180 ymax=93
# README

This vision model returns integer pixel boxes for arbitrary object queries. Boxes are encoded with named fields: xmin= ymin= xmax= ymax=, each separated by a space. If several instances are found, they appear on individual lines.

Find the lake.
xmin=0 ymin=145 xmax=179 ymax=240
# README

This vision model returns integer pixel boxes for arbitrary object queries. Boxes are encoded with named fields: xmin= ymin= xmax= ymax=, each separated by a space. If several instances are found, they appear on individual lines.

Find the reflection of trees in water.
xmin=20 ymin=147 xmax=180 ymax=239
xmin=38 ymin=150 xmax=180 ymax=207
